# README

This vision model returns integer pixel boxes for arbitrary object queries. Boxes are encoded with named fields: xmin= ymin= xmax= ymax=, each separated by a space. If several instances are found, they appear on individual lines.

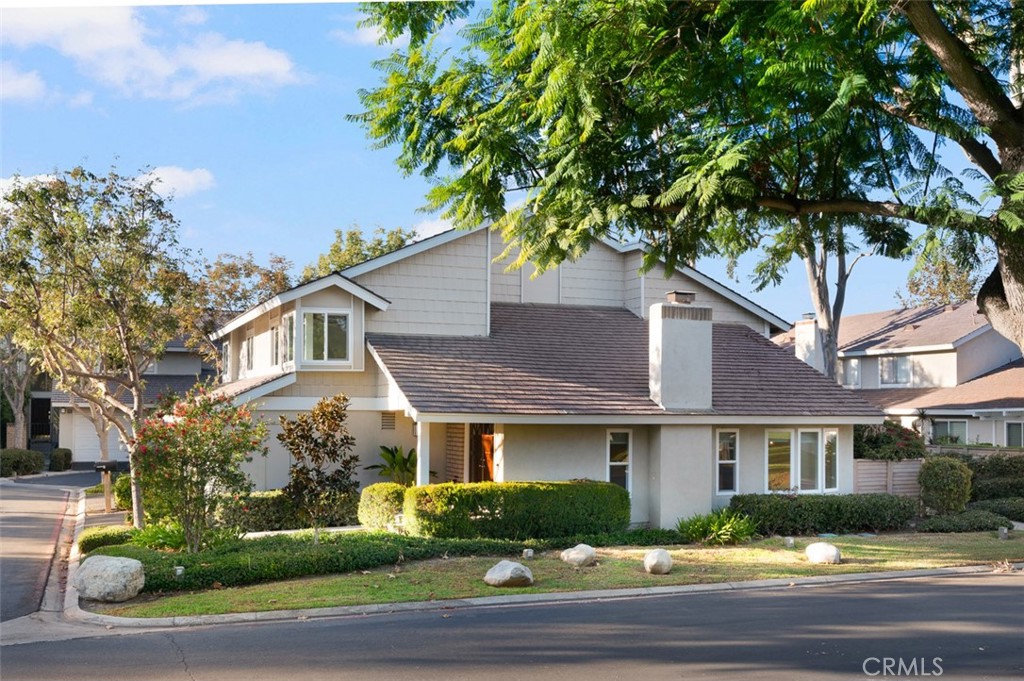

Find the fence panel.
xmin=854 ymin=459 xmax=923 ymax=497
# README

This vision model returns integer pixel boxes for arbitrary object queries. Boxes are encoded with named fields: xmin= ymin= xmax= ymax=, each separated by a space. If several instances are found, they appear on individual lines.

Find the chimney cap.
xmin=802 ymin=312 xmax=816 ymax=321
xmin=666 ymin=290 xmax=696 ymax=305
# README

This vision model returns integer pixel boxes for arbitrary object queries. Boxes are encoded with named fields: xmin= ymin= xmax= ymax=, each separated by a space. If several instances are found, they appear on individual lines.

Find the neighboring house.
xmin=777 ymin=304 xmax=1024 ymax=447
xmin=51 ymin=339 xmax=214 ymax=464
xmin=212 ymin=226 xmax=882 ymax=528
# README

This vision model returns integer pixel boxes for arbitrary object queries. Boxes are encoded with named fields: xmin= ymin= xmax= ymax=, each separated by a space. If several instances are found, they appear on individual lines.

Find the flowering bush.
xmin=133 ymin=385 xmax=268 ymax=553
xmin=854 ymin=421 xmax=927 ymax=461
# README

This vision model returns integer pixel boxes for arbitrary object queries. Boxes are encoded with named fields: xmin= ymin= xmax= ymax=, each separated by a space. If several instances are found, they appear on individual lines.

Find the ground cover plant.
xmin=87 ymin=532 xmax=1024 ymax=619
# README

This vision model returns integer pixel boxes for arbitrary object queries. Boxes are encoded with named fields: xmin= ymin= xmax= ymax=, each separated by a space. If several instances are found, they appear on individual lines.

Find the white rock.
xmin=805 ymin=542 xmax=842 ymax=565
xmin=560 ymin=543 xmax=598 ymax=567
xmin=74 ymin=555 xmax=145 ymax=602
xmin=484 ymin=560 xmax=534 ymax=587
xmin=643 ymin=548 xmax=673 ymax=575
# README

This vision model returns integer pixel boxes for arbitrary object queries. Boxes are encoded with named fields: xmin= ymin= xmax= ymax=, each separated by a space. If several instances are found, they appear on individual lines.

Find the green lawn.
xmin=86 ymin=532 xmax=1023 ymax=619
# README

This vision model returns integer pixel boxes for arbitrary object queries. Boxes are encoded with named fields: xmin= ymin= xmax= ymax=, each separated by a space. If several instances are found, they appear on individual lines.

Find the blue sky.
xmin=1 ymin=1 xmax=944 ymax=324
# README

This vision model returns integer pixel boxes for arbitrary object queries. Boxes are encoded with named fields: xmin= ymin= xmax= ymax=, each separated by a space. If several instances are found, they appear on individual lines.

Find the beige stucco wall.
xmin=957 ymin=331 xmax=1022 ymax=383
xmin=856 ymin=351 xmax=957 ymax=389
xmin=358 ymin=228 xmax=489 ymax=336
xmin=648 ymin=425 xmax=713 ymax=528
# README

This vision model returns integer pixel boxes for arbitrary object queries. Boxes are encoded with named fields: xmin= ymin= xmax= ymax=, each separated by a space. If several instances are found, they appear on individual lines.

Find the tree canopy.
xmin=353 ymin=0 xmax=1024 ymax=350
xmin=301 ymin=225 xmax=416 ymax=281
xmin=0 ymin=167 xmax=201 ymax=525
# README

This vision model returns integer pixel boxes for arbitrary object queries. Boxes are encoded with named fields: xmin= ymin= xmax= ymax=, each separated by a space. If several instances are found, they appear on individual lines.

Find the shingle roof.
xmin=51 ymin=371 xmax=213 ymax=407
xmin=859 ymin=359 xmax=1024 ymax=412
xmin=774 ymin=303 xmax=990 ymax=353
xmin=368 ymin=303 xmax=881 ymax=418
xmin=210 ymin=371 xmax=294 ymax=401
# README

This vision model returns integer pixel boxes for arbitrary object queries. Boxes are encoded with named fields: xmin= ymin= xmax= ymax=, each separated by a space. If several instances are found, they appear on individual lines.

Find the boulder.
xmin=643 ymin=548 xmax=672 ymax=575
xmin=74 ymin=555 xmax=145 ymax=602
xmin=560 ymin=543 xmax=597 ymax=567
xmin=805 ymin=542 xmax=841 ymax=565
xmin=484 ymin=560 xmax=534 ymax=587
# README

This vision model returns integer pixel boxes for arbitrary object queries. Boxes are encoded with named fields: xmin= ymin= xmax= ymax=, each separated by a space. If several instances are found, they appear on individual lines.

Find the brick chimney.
xmin=649 ymin=291 xmax=713 ymax=410
xmin=794 ymin=313 xmax=825 ymax=374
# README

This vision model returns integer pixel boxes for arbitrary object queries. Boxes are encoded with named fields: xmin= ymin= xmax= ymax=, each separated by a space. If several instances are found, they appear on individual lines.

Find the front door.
xmin=469 ymin=423 xmax=494 ymax=482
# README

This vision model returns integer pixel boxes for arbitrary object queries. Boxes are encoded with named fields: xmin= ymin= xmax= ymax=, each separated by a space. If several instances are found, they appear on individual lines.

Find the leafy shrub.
xmin=0 ymin=448 xmax=44 ymax=477
xmin=113 ymin=473 xmax=132 ymax=511
xmin=917 ymin=510 xmax=1013 ymax=533
xmin=130 ymin=519 xmax=187 ymax=550
xmin=49 ymin=448 xmax=73 ymax=471
xmin=968 ymin=497 xmax=1024 ymax=522
xmin=357 ymin=482 xmax=406 ymax=530
xmin=968 ymin=454 xmax=1024 ymax=481
xmin=973 ymin=477 xmax=1024 ymax=501
xmin=403 ymin=480 xmax=630 ymax=539
xmin=729 ymin=493 xmax=917 ymax=536
xmin=364 ymin=445 xmax=425 ymax=486
xmin=218 ymin=490 xmax=358 ymax=532
xmin=676 ymin=508 xmax=757 ymax=545
xmin=854 ymin=421 xmax=927 ymax=461
xmin=77 ymin=525 xmax=138 ymax=553
xmin=918 ymin=456 xmax=972 ymax=514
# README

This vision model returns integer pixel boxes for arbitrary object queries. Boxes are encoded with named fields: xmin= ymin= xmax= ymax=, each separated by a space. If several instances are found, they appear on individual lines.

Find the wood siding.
xmin=445 ymin=423 xmax=465 ymax=482
xmin=853 ymin=459 xmax=922 ymax=496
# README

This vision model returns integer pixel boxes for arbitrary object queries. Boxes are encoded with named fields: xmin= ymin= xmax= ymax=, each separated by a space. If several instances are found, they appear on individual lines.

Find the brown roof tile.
xmin=368 ymin=303 xmax=881 ymax=418
xmin=859 ymin=359 xmax=1024 ymax=412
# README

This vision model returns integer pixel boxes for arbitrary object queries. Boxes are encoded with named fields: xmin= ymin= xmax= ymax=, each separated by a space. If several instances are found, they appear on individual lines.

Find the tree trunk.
xmin=979 ymin=230 xmax=1024 ymax=352
xmin=11 ymin=408 xmax=28 ymax=450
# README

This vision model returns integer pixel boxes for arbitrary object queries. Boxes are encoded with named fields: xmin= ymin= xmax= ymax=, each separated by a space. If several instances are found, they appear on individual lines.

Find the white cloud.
xmin=329 ymin=15 xmax=408 ymax=49
xmin=1 ymin=7 xmax=302 ymax=103
xmin=412 ymin=218 xmax=453 ymax=241
xmin=141 ymin=166 xmax=216 ymax=199
xmin=1 ymin=61 xmax=47 ymax=101
xmin=176 ymin=7 xmax=208 ymax=27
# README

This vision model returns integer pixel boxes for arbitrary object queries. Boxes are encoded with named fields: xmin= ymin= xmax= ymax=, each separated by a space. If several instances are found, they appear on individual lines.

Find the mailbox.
xmin=94 ymin=461 xmax=118 ymax=473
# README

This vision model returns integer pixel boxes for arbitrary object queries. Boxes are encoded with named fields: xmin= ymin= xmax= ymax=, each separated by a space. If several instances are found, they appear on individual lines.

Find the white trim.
xmin=606 ymin=428 xmax=632 ymax=496
xmin=341 ymin=225 xmax=489 ymax=278
xmin=485 ymin=228 xmax=492 ymax=336
xmin=462 ymin=423 xmax=471 ymax=483
xmin=412 ymin=412 xmax=884 ymax=426
xmin=211 ymin=274 xmax=389 ymax=340
xmin=300 ymin=308 xmax=353 ymax=366
xmin=715 ymin=429 xmax=739 ymax=495
xmin=840 ymin=343 xmax=959 ymax=357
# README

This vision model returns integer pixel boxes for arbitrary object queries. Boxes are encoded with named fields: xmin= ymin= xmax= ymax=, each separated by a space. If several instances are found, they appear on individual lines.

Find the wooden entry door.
xmin=469 ymin=423 xmax=495 ymax=482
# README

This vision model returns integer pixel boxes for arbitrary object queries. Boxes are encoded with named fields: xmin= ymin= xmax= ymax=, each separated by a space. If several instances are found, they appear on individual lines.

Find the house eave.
xmin=413 ymin=412 xmax=884 ymax=425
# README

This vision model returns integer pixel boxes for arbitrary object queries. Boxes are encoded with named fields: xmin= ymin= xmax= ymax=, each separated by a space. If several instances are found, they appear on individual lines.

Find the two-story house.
xmin=779 ymin=304 xmax=1024 ymax=447
xmin=212 ymin=226 xmax=882 ymax=528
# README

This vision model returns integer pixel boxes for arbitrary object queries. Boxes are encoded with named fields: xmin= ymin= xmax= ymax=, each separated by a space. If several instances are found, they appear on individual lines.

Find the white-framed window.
xmin=1007 ymin=422 xmax=1023 ymax=448
xmin=716 ymin=430 xmax=738 ymax=494
xmin=607 ymin=430 xmax=631 ymax=495
xmin=767 ymin=428 xmax=839 ymax=493
xmin=840 ymin=358 xmax=860 ymax=387
xmin=302 ymin=309 xmax=351 ymax=363
xmin=221 ymin=340 xmax=231 ymax=382
xmin=880 ymin=355 xmax=911 ymax=386
xmin=282 ymin=313 xmax=295 ymax=363
xmin=244 ymin=334 xmax=254 ymax=372
xmin=933 ymin=420 xmax=967 ymax=444
xmin=270 ymin=325 xmax=280 ymax=365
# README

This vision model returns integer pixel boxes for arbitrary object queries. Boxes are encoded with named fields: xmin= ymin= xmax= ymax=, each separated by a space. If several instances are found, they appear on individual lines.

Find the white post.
xmin=416 ymin=421 xmax=431 ymax=486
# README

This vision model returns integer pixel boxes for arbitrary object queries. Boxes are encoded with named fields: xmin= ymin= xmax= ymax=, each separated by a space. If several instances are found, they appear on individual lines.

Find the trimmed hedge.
xmin=917 ymin=510 xmax=1013 ymax=533
xmin=357 ymin=482 xmax=406 ymax=531
xmin=403 ymin=480 xmax=630 ymax=539
xmin=969 ymin=497 xmax=1024 ymax=522
xmin=968 ymin=454 xmax=1024 ymax=481
xmin=972 ymin=477 xmax=1024 ymax=501
xmin=78 ymin=525 xmax=138 ymax=553
xmin=0 ymin=448 xmax=44 ymax=477
xmin=919 ymin=456 xmax=972 ymax=514
xmin=49 ymin=448 xmax=73 ymax=472
xmin=218 ymin=490 xmax=359 ymax=532
xmin=728 ymin=493 xmax=917 ymax=536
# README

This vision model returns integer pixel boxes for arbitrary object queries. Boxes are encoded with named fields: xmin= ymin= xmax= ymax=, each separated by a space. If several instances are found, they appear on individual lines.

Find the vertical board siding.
xmin=644 ymin=264 xmax=766 ymax=332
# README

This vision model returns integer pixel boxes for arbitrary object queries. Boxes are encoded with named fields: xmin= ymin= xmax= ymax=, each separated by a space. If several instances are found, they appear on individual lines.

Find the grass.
xmin=87 ymin=531 xmax=1023 ymax=619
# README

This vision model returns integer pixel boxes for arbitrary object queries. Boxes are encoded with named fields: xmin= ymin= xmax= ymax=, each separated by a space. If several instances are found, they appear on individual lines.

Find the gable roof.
xmin=367 ymin=303 xmax=880 ymax=420
xmin=859 ymin=359 xmax=1024 ymax=414
xmin=51 ymin=371 xmax=215 ymax=408
xmin=341 ymin=226 xmax=790 ymax=333
xmin=774 ymin=303 xmax=992 ymax=355
xmin=211 ymin=273 xmax=390 ymax=340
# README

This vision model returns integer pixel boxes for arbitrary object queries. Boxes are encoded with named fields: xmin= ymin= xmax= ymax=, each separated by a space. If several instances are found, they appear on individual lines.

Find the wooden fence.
xmin=854 ymin=459 xmax=923 ymax=496
xmin=926 ymin=445 xmax=1024 ymax=459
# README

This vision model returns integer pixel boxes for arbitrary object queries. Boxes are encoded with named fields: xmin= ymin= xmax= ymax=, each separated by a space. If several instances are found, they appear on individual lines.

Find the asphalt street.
xmin=0 ymin=482 xmax=70 ymax=622
xmin=3 ymin=572 xmax=1022 ymax=680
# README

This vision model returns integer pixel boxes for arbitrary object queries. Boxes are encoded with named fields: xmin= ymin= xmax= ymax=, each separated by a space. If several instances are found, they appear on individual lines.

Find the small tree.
xmin=918 ymin=456 xmax=973 ymax=516
xmin=277 ymin=394 xmax=360 ymax=543
xmin=301 ymin=225 xmax=415 ymax=282
xmin=133 ymin=386 xmax=268 ymax=552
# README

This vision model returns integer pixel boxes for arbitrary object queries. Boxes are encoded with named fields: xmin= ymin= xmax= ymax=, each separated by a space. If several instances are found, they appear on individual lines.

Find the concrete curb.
xmin=63 ymin=561 xmax=1023 ymax=630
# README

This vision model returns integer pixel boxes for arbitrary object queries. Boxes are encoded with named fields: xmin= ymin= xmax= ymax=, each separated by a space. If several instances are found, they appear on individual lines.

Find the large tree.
xmin=301 ymin=225 xmax=415 ymax=282
xmin=0 ymin=167 xmax=199 ymax=527
xmin=353 ymin=0 xmax=1024 ymax=353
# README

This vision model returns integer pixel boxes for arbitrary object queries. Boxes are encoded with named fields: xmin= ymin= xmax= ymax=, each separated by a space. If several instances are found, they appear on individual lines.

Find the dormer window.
xmin=303 ymin=310 xmax=350 ymax=362
xmin=282 ymin=314 xmax=295 ymax=363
